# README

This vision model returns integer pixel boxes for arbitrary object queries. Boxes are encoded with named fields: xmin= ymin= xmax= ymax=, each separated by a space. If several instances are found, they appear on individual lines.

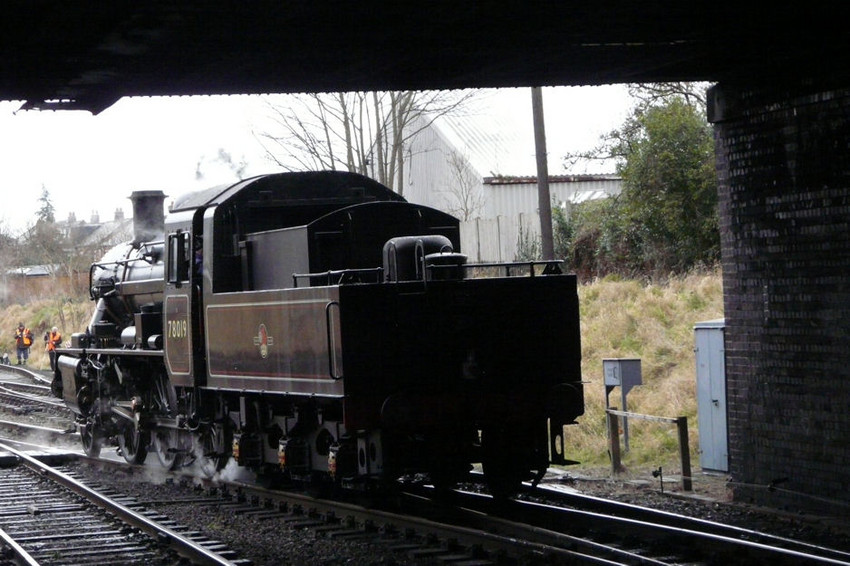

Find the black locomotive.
xmin=53 ymin=171 xmax=583 ymax=496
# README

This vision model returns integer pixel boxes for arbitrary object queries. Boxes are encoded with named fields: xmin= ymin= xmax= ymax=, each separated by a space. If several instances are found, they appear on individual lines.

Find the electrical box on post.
xmin=603 ymin=358 xmax=642 ymax=389
xmin=603 ymin=358 xmax=642 ymax=451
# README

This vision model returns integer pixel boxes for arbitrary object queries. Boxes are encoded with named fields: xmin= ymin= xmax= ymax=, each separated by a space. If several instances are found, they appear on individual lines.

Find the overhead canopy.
xmin=1 ymin=2 xmax=845 ymax=113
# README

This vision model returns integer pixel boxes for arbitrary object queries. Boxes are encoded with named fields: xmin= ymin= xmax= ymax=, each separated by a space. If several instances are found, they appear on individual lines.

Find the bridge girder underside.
xmin=2 ymin=2 xmax=847 ymax=113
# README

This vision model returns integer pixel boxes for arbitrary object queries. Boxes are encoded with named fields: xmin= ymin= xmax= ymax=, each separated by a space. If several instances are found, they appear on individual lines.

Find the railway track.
xmin=0 ymin=364 xmax=52 ymax=387
xmin=7 ymin=451 xmax=850 ymax=565
xmin=0 ymin=366 xmax=77 ymax=453
xmin=0 ymin=366 xmax=70 ymax=421
xmin=74 ymin=457 xmax=850 ymax=566
xmin=0 ymin=441 xmax=250 ymax=565
xmin=528 ymin=482 xmax=850 ymax=564
xmin=393 ymin=482 xmax=850 ymax=565
xmin=68 ymin=460 xmax=555 ymax=565
xmin=4 ymin=364 xmax=850 ymax=564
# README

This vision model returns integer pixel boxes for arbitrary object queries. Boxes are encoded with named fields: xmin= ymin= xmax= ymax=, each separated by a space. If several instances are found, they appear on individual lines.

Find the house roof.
xmin=6 ymin=264 xmax=57 ymax=277
xmin=76 ymin=218 xmax=134 ymax=249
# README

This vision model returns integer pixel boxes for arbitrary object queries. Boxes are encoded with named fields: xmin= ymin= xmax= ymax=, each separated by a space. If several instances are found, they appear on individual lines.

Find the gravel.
xmin=4 ymin=384 xmax=849 ymax=565
xmin=68 ymin=459 xmax=850 ymax=566
xmin=73 ymin=460 xmax=421 ymax=566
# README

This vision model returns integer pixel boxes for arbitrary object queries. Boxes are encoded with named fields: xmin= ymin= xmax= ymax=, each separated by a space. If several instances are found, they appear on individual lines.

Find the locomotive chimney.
xmin=129 ymin=190 xmax=167 ymax=245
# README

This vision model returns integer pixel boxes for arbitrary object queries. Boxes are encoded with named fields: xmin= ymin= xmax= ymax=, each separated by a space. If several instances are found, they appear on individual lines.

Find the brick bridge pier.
xmin=708 ymin=82 xmax=850 ymax=513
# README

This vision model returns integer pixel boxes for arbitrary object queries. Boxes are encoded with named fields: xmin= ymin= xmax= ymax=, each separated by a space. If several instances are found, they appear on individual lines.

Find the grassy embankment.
xmin=0 ymin=269 xmax=723 ymax=472
xmin=571 ymin=269 xmax=724 ymax=472
xmin=0 ymin=295 xmax=92 ymax=369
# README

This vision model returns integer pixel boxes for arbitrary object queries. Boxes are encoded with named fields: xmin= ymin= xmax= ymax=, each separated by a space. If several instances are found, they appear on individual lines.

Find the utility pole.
xmin=531 ymin=86 xmax=555 ymax=260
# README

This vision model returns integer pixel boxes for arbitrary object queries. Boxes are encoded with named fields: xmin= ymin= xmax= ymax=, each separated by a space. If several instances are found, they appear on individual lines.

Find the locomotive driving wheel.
xmin=79 ymin=419 xmax=103 ymax=458
xmin=428 ymin=447 xmax=470 ymax=491
xmin=118 ymin=425 xmax=149 ymax=465
xmin=481 ymin=426 xmax=530 ymax=498
xmin=153 ymin=428 xmax=181 ymax=469
xmin=78 ymin=390 xmax=103 ymax=458
xmin=152 ymin=372 xmax=182 ymax=469
xmin=196 ymin=424 xmax=231 ymax=478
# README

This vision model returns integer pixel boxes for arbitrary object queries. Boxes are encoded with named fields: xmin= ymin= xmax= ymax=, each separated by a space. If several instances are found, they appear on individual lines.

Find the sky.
xmin=0 ymin=85 xmax=633 ymax=234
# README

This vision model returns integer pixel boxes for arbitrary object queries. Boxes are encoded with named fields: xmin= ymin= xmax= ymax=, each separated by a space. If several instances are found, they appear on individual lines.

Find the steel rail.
xmin=0 ymin=441 xmax=237 ymax=566
xmin=0 ymin=524 xmax=42 ymax=566
xmin=0 ymin=418 xmax=75 ymax=437
xmin=446 ymin=487 xmax=850 ymax=565
xmin=0 ymin=364 xmax=51 ymax=385
xmin=533 ymin=482 xmax=850 ymax=563
xmin=0 ymin=384 xmax=67 ymax=408
xmin=0 ymin=380 xmax=51 ymax=392
xmin=186 ymin=473 xmax=627 ymax=565
xmin=397 ymin=489 xmax=673 ymax=565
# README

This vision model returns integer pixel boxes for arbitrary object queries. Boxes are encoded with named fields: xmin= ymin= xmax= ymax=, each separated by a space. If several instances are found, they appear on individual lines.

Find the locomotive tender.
xmin=53 ymin=171 xmax=584 ymax=495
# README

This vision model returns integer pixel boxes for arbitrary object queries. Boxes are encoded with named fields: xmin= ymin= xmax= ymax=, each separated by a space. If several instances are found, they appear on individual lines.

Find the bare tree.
xmin=443 ymin=150 xmax=485 ymax=221
xmin=256 ymin=90 xmax=477 ymax=195
xmin=16 ymin=216 xmax=65 ymax=285
xmin=626 ymin=82 xmax=708 ymax=109
xmin=14 ymin=187 xmax=103 ymax=299
xmin=0 ymin=218 xmax=17 ymax=301
xmin=562 ymin=82 xmax=710 ymax=173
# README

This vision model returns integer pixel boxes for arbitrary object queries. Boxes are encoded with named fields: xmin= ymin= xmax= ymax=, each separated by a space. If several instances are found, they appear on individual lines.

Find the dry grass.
xmin=568 ymin=268 xmax=724 ymax=471
xmin=0 ymin=296 xmax=92 ymax=369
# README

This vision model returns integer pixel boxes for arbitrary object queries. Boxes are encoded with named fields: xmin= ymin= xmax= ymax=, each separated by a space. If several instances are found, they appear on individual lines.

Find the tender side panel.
xmin=204 ymin=287 xmax=343 ymax=396
xmin=338 ymin=274 xmax=584 ymax=431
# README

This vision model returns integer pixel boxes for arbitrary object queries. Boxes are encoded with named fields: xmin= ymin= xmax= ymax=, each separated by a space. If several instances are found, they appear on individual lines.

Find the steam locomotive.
xmin=52 ymin=171 xmax=583 ymax=496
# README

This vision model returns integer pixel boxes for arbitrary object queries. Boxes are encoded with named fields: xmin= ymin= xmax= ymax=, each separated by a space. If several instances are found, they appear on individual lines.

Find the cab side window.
xmin=167 ymin=231 xmax=191 ymax=284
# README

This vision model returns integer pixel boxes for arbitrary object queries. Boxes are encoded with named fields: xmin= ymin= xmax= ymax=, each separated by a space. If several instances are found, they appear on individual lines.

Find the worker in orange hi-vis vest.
xmin=14 ymin=322 xmax=34 ymax=365
xmin=45 ymin=326 xmax=63 ymax=371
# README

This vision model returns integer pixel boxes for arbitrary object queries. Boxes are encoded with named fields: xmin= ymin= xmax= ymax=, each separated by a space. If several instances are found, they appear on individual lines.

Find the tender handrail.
xmin=325 ymin=301 xmax=342 ymax=380
xmin=292 ymin=267 xmax=383 ymax=288
xmin=460 ymin=259 xmax=564 ymax=277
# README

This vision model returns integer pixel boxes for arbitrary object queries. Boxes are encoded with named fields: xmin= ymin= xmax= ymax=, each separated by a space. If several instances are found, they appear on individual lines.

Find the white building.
xmin=481 ymin=174 xmax=622 ymax=218
xmin=401 ymin=91 xmax=622 ymax=261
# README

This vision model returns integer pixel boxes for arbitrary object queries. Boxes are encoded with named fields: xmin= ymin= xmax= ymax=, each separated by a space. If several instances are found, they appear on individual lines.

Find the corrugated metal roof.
xmin=483 ymin=174 xmax=621 ymax=185
xmin=483 ymin=177 xmax=621 ymax=219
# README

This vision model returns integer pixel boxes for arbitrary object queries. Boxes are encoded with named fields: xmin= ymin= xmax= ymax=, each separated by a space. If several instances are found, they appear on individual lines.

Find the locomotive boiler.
xmin=53 ymin=171 xmax=584 ymax=496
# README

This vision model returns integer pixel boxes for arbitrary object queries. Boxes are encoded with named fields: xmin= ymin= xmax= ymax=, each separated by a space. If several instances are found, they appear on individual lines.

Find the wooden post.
xmin=606 ymin=409 xmax=693 ymax=491
xmin=531 ymin=86 xmax=555 ymax=260
xmin=677 ymin=417 xmax=693 ymax=491
xmin=608 ymin=411 xmax=622 ymax=475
